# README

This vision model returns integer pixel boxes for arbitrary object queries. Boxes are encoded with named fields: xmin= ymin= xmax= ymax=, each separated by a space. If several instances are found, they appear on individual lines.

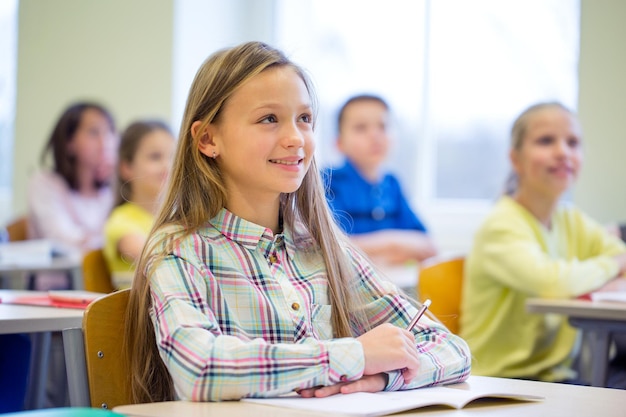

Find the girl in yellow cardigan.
xmin=460 ymin=102 xmax=626 ymax=382
xmin=104 ymin=120 xmax=175 ymax=289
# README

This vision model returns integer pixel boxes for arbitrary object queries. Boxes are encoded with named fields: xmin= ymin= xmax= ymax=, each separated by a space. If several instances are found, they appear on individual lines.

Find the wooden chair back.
xmin=6 ymin=216 xmax=28 ymax=241
xmin=417 ymin=256 xmax=465 ymax=334
xmin=83 ymin=249 xmax=115 ymax=293
xmin=83 ymin=288 xmax=131 ymax=409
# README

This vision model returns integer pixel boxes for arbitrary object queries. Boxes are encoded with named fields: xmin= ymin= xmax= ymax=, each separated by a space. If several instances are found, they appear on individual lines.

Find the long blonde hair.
xmin=125 ymin=41 xmax=372 ymax=403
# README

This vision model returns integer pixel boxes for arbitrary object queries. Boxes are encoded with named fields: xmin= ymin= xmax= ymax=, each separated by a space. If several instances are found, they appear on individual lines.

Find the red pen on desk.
xmin=406 ymin=299 xmax=431 ymax=331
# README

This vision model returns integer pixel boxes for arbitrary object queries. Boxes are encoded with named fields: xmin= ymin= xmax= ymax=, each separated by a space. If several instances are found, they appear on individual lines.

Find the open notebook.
xmin=242 ymin=381 xmax=543 ymax=416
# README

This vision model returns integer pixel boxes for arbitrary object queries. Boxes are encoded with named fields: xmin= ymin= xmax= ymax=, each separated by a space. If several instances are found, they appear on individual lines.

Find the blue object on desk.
xmin=2 ymin=407 xmax=125 ymax=416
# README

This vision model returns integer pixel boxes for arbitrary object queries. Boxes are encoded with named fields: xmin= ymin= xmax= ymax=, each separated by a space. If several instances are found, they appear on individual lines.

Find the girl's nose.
xmin=554 ymin=138 xmax=570 ymax=156
xmin=282 ymin=123 xmax=305 ymax=147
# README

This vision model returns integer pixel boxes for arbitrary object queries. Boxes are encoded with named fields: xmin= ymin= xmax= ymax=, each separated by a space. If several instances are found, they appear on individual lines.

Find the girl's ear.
xmin=509 ymin=149 xmax=520 ymax=174
xmin=335 ymin=135 xmax=344 ymax=153
xmin=192 ymin=120 xmax=217 ymax=158
xmin=119 ymin=160 xmax=133 ymax=182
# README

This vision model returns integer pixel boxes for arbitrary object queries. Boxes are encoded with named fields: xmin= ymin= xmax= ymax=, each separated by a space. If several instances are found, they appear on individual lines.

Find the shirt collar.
xmin=209 ymin=208 xmax=303 ymax=258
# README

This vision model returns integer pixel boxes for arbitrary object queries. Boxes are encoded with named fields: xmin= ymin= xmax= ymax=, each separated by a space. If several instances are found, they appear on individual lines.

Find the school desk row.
xmin=1 ymin=289 xmax=626 ymax=412
xmin=112 ymin=376 xmax=626 ymax=417
xmin=0 ymin=240 xmax=83 ymax=290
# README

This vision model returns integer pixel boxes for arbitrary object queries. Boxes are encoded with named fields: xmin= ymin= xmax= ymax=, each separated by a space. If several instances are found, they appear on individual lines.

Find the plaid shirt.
xmin=149 ymin=208 xmax=470 ymax=401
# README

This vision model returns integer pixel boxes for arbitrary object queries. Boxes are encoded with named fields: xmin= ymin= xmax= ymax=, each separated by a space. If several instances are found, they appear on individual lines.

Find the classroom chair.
xmin=6 ymin=215 xmax=29 ymax=241
xmin=417 ymin=255 xmax=465 ymax=334
xmin=63 ymin=289 xmax=131 ymax=409
xmin=82 ymin=249 xmax=115 ymax=293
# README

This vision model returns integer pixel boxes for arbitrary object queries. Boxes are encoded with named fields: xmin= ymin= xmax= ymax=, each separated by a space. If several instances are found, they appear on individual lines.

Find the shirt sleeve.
xmin=149 ymin=251 xmax=365 ymax=401
xmin=475 ymin=209 xmax=625 ymax=299
xmin=390 ymin=176 xmax=427 ymax=232
xmin=346 ymin=248 xmax=471 ymax=390
xmin=104 ymin=207 xmax=147 ymax=261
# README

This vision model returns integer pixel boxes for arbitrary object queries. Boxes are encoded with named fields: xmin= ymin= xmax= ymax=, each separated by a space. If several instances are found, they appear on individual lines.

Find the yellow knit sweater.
xmin=460 ymin=196 xmax=625 ymax=381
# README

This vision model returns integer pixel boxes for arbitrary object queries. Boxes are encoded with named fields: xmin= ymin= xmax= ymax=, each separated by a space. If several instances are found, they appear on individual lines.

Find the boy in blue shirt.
xmin=324 ymin=95 xmax=436 ymax=265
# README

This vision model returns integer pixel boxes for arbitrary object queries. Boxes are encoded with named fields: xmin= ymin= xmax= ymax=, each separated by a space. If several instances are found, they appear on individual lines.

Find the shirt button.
xmin=269 ymin=255 xmax=277 ymax=264
xmin=291 ymin=302 xmax=300 ymax=311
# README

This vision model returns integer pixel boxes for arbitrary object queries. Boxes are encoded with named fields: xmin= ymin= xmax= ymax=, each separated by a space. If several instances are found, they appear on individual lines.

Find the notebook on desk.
xmin=242 ymin=382 xmax=543 ymax=416
xmin=0 ymin=238 xmax=78 ymax=267
xmin=589 ymin=292 xmax=626 ymax=303
xmin=0 ymin=290 xmax=106 ymax=309
xmin=578 ymin=291 xmax=626 ymax=303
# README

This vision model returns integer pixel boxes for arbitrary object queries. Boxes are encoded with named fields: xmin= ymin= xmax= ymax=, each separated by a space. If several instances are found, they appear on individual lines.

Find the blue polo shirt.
xmin=323 ymin=161 xmax=427 ymax=235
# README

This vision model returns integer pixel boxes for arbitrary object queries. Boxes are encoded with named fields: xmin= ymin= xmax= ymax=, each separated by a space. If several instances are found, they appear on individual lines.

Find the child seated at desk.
xmin=460 ymin=102 xmax=626 ymax=384
xmin=104 ymin=120 xmax=175 ymax=289
xmin=28 ymin=101 xmax=117 ymax=290
xmin=125 ymin=41 xmax=471 ymax=403
xmin=323 ymin=94 xmax=436 ymax=267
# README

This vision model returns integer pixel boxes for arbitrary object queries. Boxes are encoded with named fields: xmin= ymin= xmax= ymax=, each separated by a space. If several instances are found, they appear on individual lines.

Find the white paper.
xmin=590 ymin=292 xmax=626 ymax=303
xmin=242 ymin=385 xmax=543 ymax=416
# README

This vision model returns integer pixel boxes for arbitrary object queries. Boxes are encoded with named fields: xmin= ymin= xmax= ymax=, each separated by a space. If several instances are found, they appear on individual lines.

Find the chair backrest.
xmin=417 ymin=256 xmax=465 ymax=334
xmin=83 ymin=288 xmax=131 ymax=409
xmin=6 ymin=216 xmax=28 ymax=242
xmin=83 ymin=249 xmax=115 ymax=293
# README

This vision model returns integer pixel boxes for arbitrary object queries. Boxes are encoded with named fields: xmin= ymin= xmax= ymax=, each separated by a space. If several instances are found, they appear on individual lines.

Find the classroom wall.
xmin=574 ymin=0 xmax=626 ymax=224
xmin=7 ymin=0 xmax=626 ymax=240
xmin=11 ymin=0 xmax=174 ymax=216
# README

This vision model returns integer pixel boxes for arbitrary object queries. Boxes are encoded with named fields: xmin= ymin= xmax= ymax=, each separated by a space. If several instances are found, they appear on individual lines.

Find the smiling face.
xmin=510 ymin=106 xmax=583 ymax=200
xmin=201 ymin=65 xmax=315 ymax=208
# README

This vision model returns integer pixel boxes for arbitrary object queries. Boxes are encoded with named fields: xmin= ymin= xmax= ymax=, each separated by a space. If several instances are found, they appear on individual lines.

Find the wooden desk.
xmin=0 ymin=290 xmax=84 ymax=410
xmin=0 ymin=255 xmax=83 ymax=290
xmin=114 ymin=375 xmax=626 ymax=417
xmin=527 ymin=297 xmax=626 ymax=387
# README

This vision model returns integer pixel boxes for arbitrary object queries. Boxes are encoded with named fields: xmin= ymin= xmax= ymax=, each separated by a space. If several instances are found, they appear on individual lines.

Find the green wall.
xmin=574 ymin=0 xmax=626 ymax=223
xmin=12 ymin=0 xmax=174 ymax=215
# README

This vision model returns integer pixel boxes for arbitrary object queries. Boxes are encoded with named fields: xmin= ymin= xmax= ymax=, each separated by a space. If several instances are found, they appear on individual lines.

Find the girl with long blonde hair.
xmin=125 ymin=41 xmax=470 ymax=403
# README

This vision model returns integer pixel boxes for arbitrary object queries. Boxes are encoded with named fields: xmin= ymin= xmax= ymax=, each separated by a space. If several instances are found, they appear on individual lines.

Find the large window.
xmin=274 ymin=0 xmax=580 ymax=251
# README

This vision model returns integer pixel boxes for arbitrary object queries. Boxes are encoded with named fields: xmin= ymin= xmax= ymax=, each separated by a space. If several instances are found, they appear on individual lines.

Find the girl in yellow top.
xmin=104 ymin=120 xmax=175 ymax=289
xmin=460 ymin=102 xmax=626 ymax=382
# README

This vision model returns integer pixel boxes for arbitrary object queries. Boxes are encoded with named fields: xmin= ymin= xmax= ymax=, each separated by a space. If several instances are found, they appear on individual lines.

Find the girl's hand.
xmin=298 ymin=374 xmax=387 ymax=398
xmin=357 ymin=323 xmax=420 ymax=383
xmin=596 ymin=277 xmax=626 ymax=292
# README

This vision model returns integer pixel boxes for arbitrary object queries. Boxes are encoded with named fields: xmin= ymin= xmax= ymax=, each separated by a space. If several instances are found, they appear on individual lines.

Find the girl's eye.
xmin=536 ymin=135 xmax=554 ymax=145
xmin=299 ymin=113 xmax=312 ymax=123
xmin=353 ymin=123 xmax=367 ymax=133
xmin=567 ymin=136 xmax=580 ymax=148
xmin=260 ymin=115 xmax=278 ymax=123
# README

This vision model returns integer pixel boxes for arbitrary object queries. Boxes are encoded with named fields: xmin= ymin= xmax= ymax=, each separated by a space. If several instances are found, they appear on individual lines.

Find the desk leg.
xmin=588 ymin=330 xmax=611 ymax=387
xmin=24 ymin=332 xmax=51 ymax=409
xmin=70 ymin=267 xmax=83 ymax=290
xmin=63 ymin=327 xmax=90 ymax=407
xmin=575 ymin=325 xmax=612 ymax=387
